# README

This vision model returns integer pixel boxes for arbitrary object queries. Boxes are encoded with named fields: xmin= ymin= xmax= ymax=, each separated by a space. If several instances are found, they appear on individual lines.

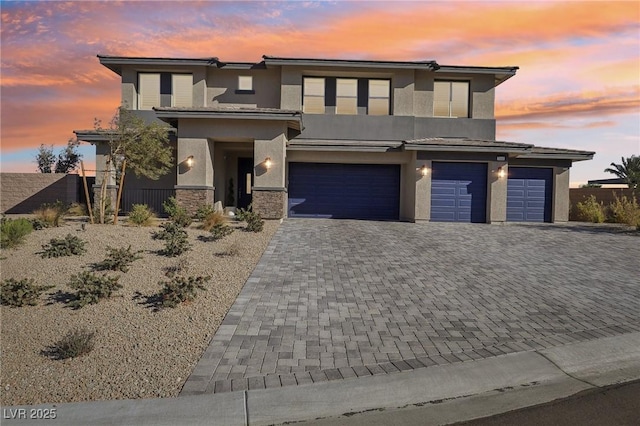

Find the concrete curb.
xmin=3 ymin=332 xmax=640 ymax=426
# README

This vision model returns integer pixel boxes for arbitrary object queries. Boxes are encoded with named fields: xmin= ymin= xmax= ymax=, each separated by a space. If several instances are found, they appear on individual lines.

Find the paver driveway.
xmin=181 ymin=220 xmax=640 ymax=395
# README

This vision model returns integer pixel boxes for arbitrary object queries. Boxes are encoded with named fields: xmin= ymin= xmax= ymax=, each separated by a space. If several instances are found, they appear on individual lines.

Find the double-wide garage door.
xmin=430 ymin=162 xmax=487 ymax=223
xmin=288 ymin=162 xmax=400 ymax=220
xmin=507 ymin=167 xmax=553 ymax=222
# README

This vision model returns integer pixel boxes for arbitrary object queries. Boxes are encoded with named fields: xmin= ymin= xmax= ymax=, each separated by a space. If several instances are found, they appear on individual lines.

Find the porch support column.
xmin=253 ymin=132 xmax=287 ymax=219
xmin=487 ymin=160 xmax=508 ymax=223
xmin=553 ymin=166 xmax=570 ymax=222
xmin=92 ymin=142 xmax=117 ymax=208
xmin=175 ymin=137 xmax=214 ymax=214
xmin=415 ymin=158 xmax=432 ymax=221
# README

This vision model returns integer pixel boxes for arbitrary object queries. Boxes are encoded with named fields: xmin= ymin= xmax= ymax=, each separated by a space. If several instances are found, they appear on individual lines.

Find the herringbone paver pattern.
xmin=181 ymin=220 xmax=640 ymax=395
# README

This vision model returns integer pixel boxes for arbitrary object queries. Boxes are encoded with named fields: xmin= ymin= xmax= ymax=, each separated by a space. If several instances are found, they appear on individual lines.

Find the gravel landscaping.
xmin=0 ymin=217 xmax=278 ymax=406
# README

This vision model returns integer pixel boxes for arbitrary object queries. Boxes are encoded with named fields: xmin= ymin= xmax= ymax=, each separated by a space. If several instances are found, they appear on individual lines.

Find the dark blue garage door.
xmin=431 ymin=162 xmax=487 ymax=223
xmin=288 ymin=163 xmax=400 ymax=220
xmin=507 ymin=167 xmax=553 ymax=222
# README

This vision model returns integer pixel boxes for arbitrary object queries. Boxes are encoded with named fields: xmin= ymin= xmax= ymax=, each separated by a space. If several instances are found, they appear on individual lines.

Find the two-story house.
xmin=75 ymin=54 xmax=593 ymax=223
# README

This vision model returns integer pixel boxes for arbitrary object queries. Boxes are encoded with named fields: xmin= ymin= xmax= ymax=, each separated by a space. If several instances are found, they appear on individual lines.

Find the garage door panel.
xmin=507 ymin=167 xmax=552 ymax=222
xmin=288 ymin=163 xmax=400 ymax=220
xmin=431 ymin=162 xmax=487 ymax=223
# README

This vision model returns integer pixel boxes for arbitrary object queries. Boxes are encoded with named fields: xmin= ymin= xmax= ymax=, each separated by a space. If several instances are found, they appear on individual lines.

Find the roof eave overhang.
xmin=436 ymin=65 xmax=518 ymax=86
xmin=518 ymin=153 xmax=594 ymax=161
xmin=403 ymin=145 xmax=531 ymax=153
xmin=287 ymin=140 xmax=402 ymax=153
xmin=153 ymin=110 xmax=303 ymax=131
xmin=263 ymin=56 xmax=439 ymax=70
xmin=97 ymin=55 xmax=217 ymax=75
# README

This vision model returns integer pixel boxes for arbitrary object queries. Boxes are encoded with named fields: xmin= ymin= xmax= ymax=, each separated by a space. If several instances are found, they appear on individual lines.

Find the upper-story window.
xmin=303 ymin=77 xmax=325 ymax=114
xmin=138 ymin=72 xmax=193 ymax=110
xmin=236 ymin=76 xmax=255 ymax=94
xmin=336 ymin=79 xmax=357 ymax=115
xmin=303 ymin=77 xmax=390 ymax=115
xmin=368 ymin=80 xmax=390 ymax=115
xmin=433 ymin=81 xmax=469 ymax=118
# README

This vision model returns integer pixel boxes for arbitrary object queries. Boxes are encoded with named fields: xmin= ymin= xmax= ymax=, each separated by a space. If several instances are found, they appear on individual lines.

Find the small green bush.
xmin=210 ymin=223 xmax=234 ymax=240
xmin=1 ymin=278 xmax=53 ymax=307
xmin=92 ymin=246 xmax=143 ymax=273
xmin=153 ymin=222 xmax=191 ymax=256
xmin=67 ymin=271 xmax=122 ymax=308
xmin=162 ymin=197 xmax=192 ymax=227
xmin=194 ymin=204 xmax=216 ymax=221
xmin=159 ymin=275 xmax=211 ymax=308
xmin=128 ymin=204 xmax=156 ymax=226
xmin=40 ymin=234 xmax=86 ymax=258
xmin=236 ymin=205 xmax=251 ymax=222
xmin=575 ymin=195 xmax=605 ymax=223
xmin=608 ymin=193 xmax=640 ymax=228
xmin=1 ymin=218 xmax=33 ymax=249
xmin=29 ymin=218 xmax=48 ymax=230
xmin=33 ymin=201 xmax=68 ymax=227
xmin=66 ymin=202 xmax=88 ymax=217
xmin=244 ymin=211 xmax=264 ymax=232
xmin=48 ymin=328 xmax=95 ymax=359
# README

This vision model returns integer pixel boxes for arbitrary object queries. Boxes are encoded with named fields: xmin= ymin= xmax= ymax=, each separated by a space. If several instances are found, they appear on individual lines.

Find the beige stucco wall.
xmin=206 ymin=68 xmax=281 ymax=109
xmin=414 ymin=158 xmax=432 ymax=221
xmin=0 ymin=173 xmax=80 ymax=214
xmin=254 ymin=134 xmax=286 ymax=189
xmin=487 ymin=161 xmax=508 ymax=223
xmin=175 ymin=137 xmax=214 ymax=189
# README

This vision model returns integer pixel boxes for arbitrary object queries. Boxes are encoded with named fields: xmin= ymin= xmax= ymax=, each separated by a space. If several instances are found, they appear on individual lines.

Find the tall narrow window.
xmin=336 ymin=78 xmax=357 ymax=114
xmin=303 ymin=77 xmax=325 ymax=114
xmin=368 ymin=79 xmax=390 ymax=115
xmin=171 ymin=74 xmax=193 ymax=107
xmin=138 ymin=73 xmax=160 ymax=110
xmin=434 ymin=81 xmax=469 ymax=117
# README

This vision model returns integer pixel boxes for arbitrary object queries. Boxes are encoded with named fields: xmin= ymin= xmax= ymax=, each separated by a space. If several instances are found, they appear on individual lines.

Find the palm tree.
xmin=604 ymin=155 xmax=640 ymax=190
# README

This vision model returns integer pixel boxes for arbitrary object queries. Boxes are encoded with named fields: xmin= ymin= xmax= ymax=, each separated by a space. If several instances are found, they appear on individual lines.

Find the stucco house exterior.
xmin=75 ymin=54 xmax=593 ymax=223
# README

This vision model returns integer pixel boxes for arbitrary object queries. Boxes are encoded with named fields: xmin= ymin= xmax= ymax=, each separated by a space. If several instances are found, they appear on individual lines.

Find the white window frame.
xmin=303 ymin=77 xmax=325 ymax=114
xmin=138 ymin=73 xmax=160 ymax=110
xmin=368 ymin=79 xmax=390 ymax=116
xmin=238 ymin=75 xmax=253 ymax=91
xmin=433 ymin=80 xmax=469 ymax=118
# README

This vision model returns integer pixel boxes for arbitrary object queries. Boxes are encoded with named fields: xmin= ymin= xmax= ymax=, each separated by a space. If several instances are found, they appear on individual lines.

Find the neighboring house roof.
xmin=153 ymin=106 xmax=303 ymax=131
xmin=587 ymin=178 xmax=626 ymax=185
xmin=404 ymin=137 xmax=532 ymax=153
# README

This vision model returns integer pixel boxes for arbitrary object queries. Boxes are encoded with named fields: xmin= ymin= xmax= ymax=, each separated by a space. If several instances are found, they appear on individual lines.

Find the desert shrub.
xmin=29 ymin=218 xmax=48 ymax=230
xmin=153 ymin=222 xmax=191 ymax=256
xmin=210 ymin=223 xmax=234 ymax=240
xmin=201 ymin=210 xmax=227 ymax=232
xmin=33 ymin=201 xmax=68 ymax=227
xmin=47 ymin=328 xmax=95 ymax=360
xmin=159 ymin=275 xmax=211 ymax=308
xmin=162 ymin=197 xmax=192 ymax=227
xmin=575 ymin=195 xmax=605 ymax=223
xmin=163 ymin=258 xmax=189 ymax=278
xmin=67 ymin=203 xmax=88 ymax=216
xmin=1 ymin=218 xmax=33 ymax=249
xmin=67 ymin=271 xmax=122 ymax=308
xmin=92 ymin=198 xmax=114 ymax=224
xmin=40 ymin=234 xmax=86 ymax=258
xmin=92 ymin=246 xmax=143 ymax=273
xmin=194 ymin=204 xmax=216 ymax=221
xmin=236 ymin=205 xmax=251 ymax=222
xmin=1 ymin=278 xmax=53 ymax=307
xmin=128 ymin=204 xmax=156 ymax=226
xmin=244 ymin=211 xmax=264 ymax=232
xmin=216 ymin=241 xmax=241 ymax=257
xmin=608 ymin=193 xmax=640 ymax=228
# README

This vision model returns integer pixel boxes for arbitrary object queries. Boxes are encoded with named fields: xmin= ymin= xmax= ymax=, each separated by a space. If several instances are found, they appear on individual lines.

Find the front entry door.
xmin=237 ymin=158 xmax=253 ymax=209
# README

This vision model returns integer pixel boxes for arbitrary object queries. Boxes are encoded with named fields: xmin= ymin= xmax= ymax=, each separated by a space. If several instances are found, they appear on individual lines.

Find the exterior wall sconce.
xmin=185 ymin=156 xmax=195 ymax=169
xmin=497 ymin=166 xmax=506 ymax=179
xmin=264 ymin=157 xmax=272 ymax=170
xmin=418 ymin=165 xmax=429 ymax=176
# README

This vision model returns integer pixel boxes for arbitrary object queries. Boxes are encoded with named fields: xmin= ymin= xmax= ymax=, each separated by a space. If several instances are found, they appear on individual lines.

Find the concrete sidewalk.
xmin=3 ymin=332 xmax=639 ymax=426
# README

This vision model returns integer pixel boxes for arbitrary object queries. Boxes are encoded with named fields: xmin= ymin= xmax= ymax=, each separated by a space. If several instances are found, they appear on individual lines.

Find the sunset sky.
xmin=1 ymin=0 xmax=639 ymax=185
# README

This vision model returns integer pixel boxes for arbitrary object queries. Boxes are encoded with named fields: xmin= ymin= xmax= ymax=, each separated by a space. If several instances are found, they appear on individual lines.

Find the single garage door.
xmin=507 ymin=167 xmax=553 ymax=222
xmin=431 ymin=162 xmax=487 ymax=223
xmin=288 ymin=162 xmax=400 ymax=220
